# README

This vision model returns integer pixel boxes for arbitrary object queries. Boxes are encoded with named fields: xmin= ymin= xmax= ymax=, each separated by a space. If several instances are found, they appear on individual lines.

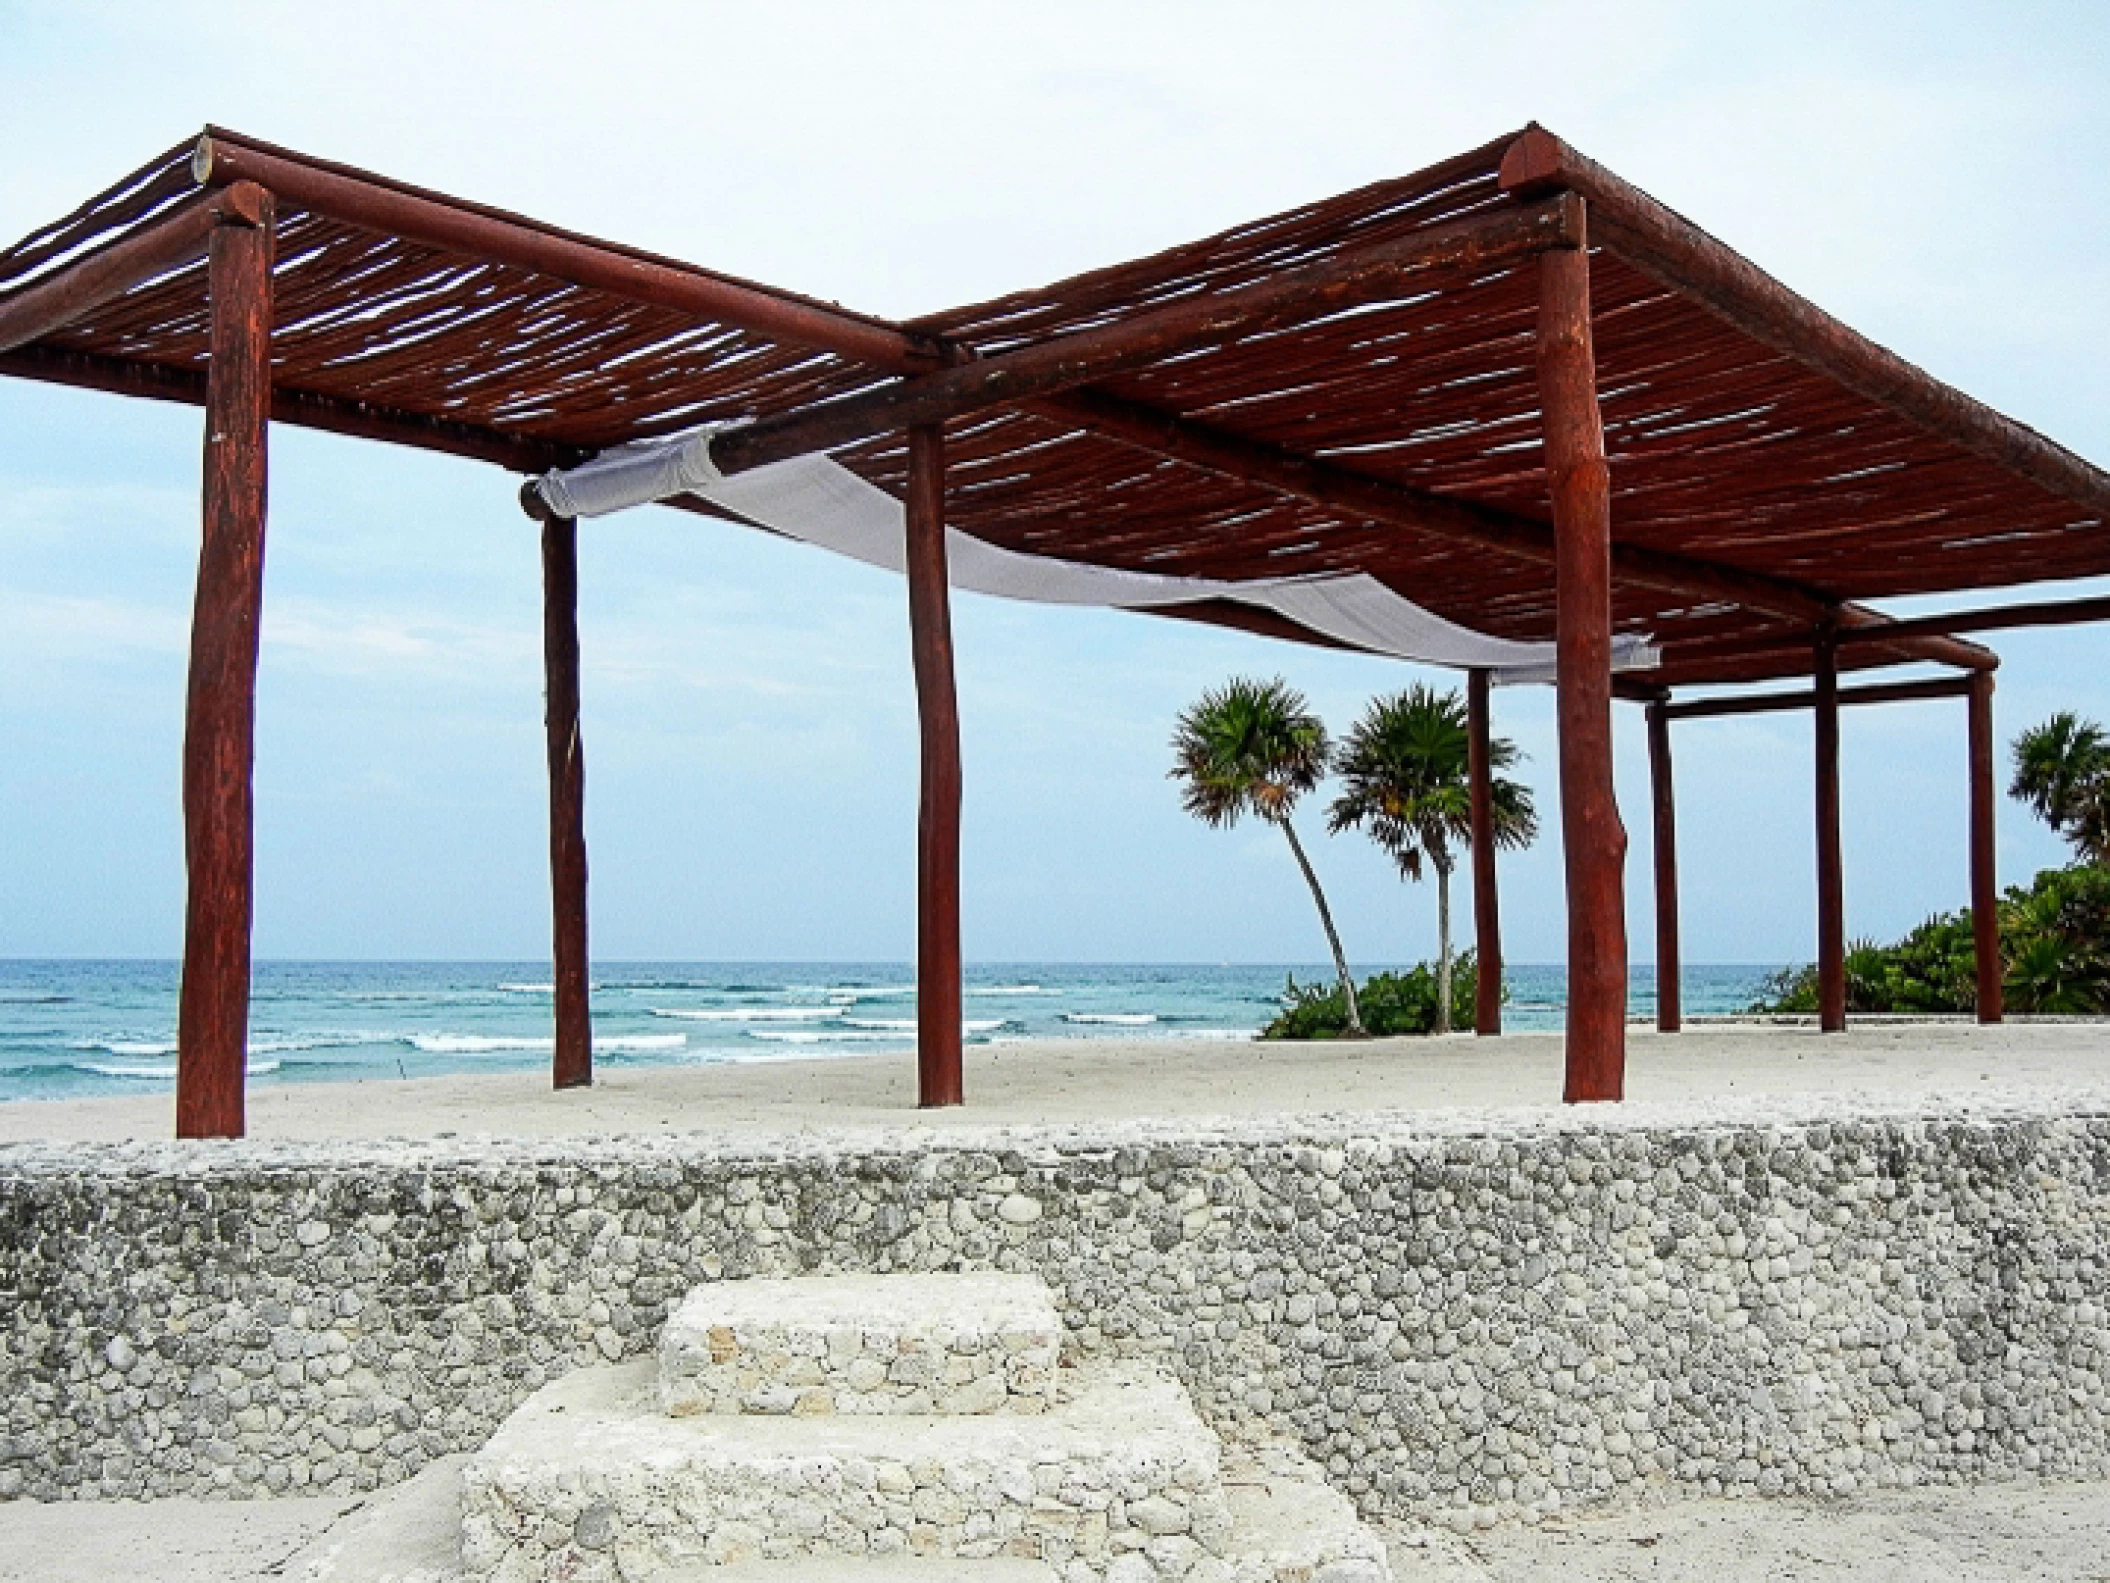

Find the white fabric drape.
xmin=532 ymin=425 xmax=1657 ymax=683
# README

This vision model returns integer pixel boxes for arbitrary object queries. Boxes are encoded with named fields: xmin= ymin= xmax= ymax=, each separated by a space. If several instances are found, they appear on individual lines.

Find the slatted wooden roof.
xmin=4 ymin=124 xmax=2105 ymax=686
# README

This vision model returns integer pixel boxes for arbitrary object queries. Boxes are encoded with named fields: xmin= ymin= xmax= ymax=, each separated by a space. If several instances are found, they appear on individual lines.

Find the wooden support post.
xmin=1536 ymin=237 xmax=1628 ymax=1103
xmin=1814 ymin=631 xmax=1847 ymax=1033
xmin=542 ymin=513 xmax=592 ymax=1088
xmin=1646 ymin=700 xmax=1682 ymax=1033
xmin=906 ymin=424 xmax=964 ymax=1107
xmin=176 ymin=195 xmax=275 ymax=1140
xmin=1969 ymin=671 xmax=2003 ymax=1024
xmin=1466 ymin=669 xmax=1503 ymax=1036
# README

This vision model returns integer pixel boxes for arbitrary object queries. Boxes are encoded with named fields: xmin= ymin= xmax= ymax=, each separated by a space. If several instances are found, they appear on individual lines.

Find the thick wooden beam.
xmin=193 ymin=131 xmax=934 ymax=373
xmin=542 ymin=514 xmax=592 ymax=1089
xmin=1813 ymin=633 xmax=1847 ymax=1033
xmin=0 ymin=183 xmax=268 ymax=356
xmin=1036 ymin=387 xmax=1992 ymax=674
xmin=1537 ymin=240 xmax=1628 ymax=1103
xmin=176 ymin=197 xmax=275 ymax=1140
xmin=710 ymin=197 xmax=1585 ymax=477
xmin=906 ymin=424 xmax=964 ymax=1107
xmin=1646 ymin=699 xmax=1681 ymax=1033
xmin=1833 ymin=593 xmax=2110 ymax=646
xmin=1466 ymin=668 xmax=1503 ymax=1037
xmin=1661 ymin=674 xmax=1975 ymax=721
xmin=0 ymin=344 xmax=582 ymax=474
xmin=1502 ymin=127 xmax=2110 ymax=523
xmin=1968 ymin=671 xmax=2003 ymax=1024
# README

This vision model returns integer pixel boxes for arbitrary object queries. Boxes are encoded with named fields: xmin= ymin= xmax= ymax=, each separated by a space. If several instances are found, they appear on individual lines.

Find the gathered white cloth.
xmin=532 ymin=425 xmax=1657 ymax=683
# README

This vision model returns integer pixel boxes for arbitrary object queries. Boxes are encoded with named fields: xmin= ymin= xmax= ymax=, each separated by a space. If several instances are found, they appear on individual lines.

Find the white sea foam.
xmin=843 ymin=1017 xmax=1005 ymax=1034
xmin=745 ymin=1029 xmax=914 ymax=1045
xmin=970 ymin=984 xmax=1049 ymax=995
xmin=828 ymin=984 xmax=917 ymax=1001
xmin=498 ymin=982 xmax=553 ymax=994
xmin=80 ymin=1059 xmax=281 ymax=1079
xmin=408 ymin=1032 xmax=686 ymax=1055
xmin=408 ymin=1034 xmax=553 ymax=1054
xmin=650 ymin=1006 xmax=841 ymax=1023
xmin=1062 ymin=1013 xmax=1158 ymax=1026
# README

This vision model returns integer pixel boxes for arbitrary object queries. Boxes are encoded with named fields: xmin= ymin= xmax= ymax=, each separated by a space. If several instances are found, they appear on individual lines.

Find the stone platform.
xmin=657 ymin=1273 xmax=1060 ymax=1418
xmin=456 ymin=1272 xmax=1388 ymax=1583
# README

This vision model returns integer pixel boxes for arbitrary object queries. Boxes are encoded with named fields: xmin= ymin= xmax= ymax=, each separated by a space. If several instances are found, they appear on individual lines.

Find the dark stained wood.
xmin=1501 ymin=126 xmax=2110 ymax=523
xmin=0 ymin=184 xmax=265 ymax=356
xmin=1466 ymin=669 xmax=1503 ymax=1036
xmin=1646 ymin=700 xmax=1681 ymax=1033
xmin=0 ymin=344 xmax=584 ymax=473
xmin=1036 ymin=388 xmax=1993 ymax=676
xmin=1662 ymin=674 xmax=1975 ymax=721
xmin=906 ymin=424 xmax=964 ymax=1108
xmin=176 ymin=200 xmax=275 ymax=1141
xmin=713 ymin=197 xmax=1585 ymax=477
xmin=1834 ymin=593 xmax=2110 ymax=645
xmin=1969 ymin=671 xmax=2002 ymax=1024
xmin=193 ymin=131 xmax=935 ymax=373
xmin=1656 ymin=624 xmax=1995 ymax=682
xmin=1537 ymin=239 xmax=1628 ymax=1103
xmin=1814 ymin=633 xmax=1846 ymax=1033
xmin=542 ymin=514 xmax=592 ymax=1089
xmin=8 ymin=125 xmax=2103 ymax=689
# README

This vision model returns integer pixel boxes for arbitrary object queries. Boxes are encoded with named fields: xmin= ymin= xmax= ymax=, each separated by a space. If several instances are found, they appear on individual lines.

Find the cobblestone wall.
xmin=3 ymin=1098 xmax=2106 ymax=1526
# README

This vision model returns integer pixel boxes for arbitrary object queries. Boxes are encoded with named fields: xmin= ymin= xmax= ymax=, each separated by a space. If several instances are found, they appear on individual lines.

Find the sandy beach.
xmin=3 ymin=1020 xmax=2108 ymax=1144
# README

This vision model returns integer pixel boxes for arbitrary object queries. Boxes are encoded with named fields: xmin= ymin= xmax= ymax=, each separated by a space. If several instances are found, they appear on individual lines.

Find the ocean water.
xmin=0 ymin=960 xmax=1783 ymax=1103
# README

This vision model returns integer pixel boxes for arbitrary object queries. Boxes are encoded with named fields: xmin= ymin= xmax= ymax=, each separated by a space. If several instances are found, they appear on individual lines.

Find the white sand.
xmin=6 ymin=1465 xmax=2109 ymax=1582
xmin=2 ymin=1021 xmax=2108 ymax=1144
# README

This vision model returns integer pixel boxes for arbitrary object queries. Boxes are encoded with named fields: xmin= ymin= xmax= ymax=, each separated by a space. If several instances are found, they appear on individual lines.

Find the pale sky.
xmin=2 ymin=0 xmax=2106 ymax=967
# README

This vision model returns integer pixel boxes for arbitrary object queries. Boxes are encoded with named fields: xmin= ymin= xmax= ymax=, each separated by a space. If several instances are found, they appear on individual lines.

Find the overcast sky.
xmin=2 ymin=0 xmax=2106 ymax=968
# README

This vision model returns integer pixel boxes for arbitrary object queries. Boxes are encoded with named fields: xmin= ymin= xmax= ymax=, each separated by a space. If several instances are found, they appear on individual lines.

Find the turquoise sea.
xmin=0 ymin=961 xmax=1783 ymax=1103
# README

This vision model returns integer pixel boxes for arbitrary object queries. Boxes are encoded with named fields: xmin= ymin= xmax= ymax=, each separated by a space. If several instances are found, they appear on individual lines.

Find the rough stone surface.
xmin=657 ymin=1272 xmax=1059 ymax=1418
xmin=459 ymin=1355 xmax=1225 ymax=1579
xmin=1 ymin=1090 xmax=2107 ymax=1532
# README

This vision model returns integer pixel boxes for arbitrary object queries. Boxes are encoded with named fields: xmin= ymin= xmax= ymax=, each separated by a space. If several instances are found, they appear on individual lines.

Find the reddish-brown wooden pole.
xmin=1466 ymin=669 xmax=1503 ymax=1036
xmin=176 ymin=197 xmax=275 ymax=1140
xmin=542 ymin=514 xmax=592 ymax=1088
xmin=1646 ymin=700 xmax=1682 ymax=1033
xmin=906 ymin=424 xmax=964 ymax=1107
xmin=1814 ymin=631 xmax=1847 ymax=1032
xmin=1536 ymin=238 xmax=1628 ymax=1103
xmin=1969 ymin=670 xmax=2003 ymax=1024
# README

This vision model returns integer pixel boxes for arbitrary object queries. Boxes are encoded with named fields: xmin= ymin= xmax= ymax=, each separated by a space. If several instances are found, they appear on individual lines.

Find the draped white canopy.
xmin=531 ymin=426 xmax=1658 ymax=684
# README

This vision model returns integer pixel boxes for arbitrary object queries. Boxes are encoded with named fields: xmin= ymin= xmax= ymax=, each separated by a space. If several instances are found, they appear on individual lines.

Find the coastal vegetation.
xmin=1174 ymin=676 xmax=1536 ymax=1039
xmin=1328 ymin=686 xmax=1536 ymax=1033
xmin=1754 ymin=711 xmax=2110 ymax=1016
xmin=1171 ymin=678 xmax=1366 ymax=1035
xmin=1264 ymin=955 xmax=1483 ymax=1039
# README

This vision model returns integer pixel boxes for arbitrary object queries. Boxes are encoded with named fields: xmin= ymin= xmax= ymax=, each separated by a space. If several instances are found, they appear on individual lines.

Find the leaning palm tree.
xmin=1171 ymin=677 xmax=1365 ymax=1035
xmin=1328 ymin=684 xmax=1537 ymax=1033
xmin=2011 ymin=711 xmax=2110 ymax=865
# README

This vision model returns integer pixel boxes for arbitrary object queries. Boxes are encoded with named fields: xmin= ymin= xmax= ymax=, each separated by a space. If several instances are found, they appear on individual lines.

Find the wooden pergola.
xmin=4 ymin=124 xmax=2106 ymax=1137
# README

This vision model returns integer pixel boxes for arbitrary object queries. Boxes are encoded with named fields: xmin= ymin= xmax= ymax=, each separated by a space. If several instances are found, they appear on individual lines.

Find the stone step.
xmin=658 ymin=1273 xmax=1061 ymax=1418
xmin=685 ymin=1564 xmax=1056 ymax=1583
xmin=1216 ymin=1438 xmax=1392 ymax=1583
xmin=459 ymin=1356 xmax=1226 ymax=1580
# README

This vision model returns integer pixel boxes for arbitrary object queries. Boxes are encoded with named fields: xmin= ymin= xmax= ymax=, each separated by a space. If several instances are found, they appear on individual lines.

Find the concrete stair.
xmin=454 ymin=1273 xmax=1389 ymax=1583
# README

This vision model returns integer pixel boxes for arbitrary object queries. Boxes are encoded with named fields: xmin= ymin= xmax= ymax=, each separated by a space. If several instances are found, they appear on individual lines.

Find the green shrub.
xmin=1263 ymin=954 xmax=1483 ymax=1039
xmin=1749 ymin=863 xmax=2110 ymax=1015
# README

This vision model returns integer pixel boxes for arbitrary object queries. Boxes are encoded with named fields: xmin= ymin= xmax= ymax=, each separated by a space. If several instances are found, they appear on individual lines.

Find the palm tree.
xmin=2011 ymin=712 xmax=2110 ymax=865
xmin=1328 ymin=684 xmax=1537 ymax=1033
xmin=1171 ymin=677 xmax=1365 ymax=1035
